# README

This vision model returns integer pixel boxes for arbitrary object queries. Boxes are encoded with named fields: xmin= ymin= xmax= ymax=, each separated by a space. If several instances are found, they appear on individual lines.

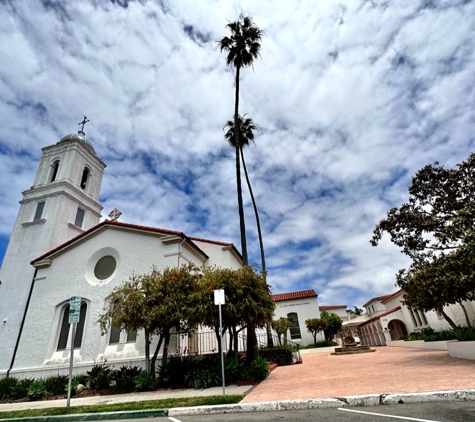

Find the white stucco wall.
xmin=12 ymin=226 xmax=240 ymax=376
xmin=273 ymin=296 xmax=324 ymax=346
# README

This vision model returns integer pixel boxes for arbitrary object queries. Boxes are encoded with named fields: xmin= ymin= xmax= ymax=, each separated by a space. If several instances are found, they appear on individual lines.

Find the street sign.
xmin=214 ymin=289 xmax=225 ymax=305
xmin=69 ymin=296 xmax=81 ymax=324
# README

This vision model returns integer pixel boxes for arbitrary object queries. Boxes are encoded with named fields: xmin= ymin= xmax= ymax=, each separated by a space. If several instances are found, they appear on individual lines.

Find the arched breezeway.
xmin=388 ymin=319 xmax=408 ymax=340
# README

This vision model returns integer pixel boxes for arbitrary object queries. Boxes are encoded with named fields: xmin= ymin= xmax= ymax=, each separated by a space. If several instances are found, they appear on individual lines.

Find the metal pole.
xmin=219 ymin=303 xmax=225 ymax=396
xmin=67 ymin=323 xmax=76 ymax=408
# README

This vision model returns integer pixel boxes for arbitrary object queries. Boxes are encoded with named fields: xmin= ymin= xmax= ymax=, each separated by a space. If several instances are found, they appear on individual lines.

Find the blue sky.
xmin=1 ymin=0 xmax=474 ymax=308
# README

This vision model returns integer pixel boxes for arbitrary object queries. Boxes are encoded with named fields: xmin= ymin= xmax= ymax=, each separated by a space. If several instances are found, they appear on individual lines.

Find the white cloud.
xmin=1 ymin=0 xmax=475 ymax=308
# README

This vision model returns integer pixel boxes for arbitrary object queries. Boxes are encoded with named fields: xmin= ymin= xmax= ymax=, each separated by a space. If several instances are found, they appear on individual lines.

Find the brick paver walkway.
xmin=241 ymin=346 xmax=475 ymax=402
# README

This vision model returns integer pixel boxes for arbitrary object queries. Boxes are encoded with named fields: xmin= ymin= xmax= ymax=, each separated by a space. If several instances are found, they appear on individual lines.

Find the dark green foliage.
xmin=454 ymin=327 xmax=475 ymax=341
xmin=45 ymin=375 xmax=68 ymax=396
xmin=27 ymin=380 xmax=47 ymax=401
xmin=407 ymin=328 xmax=455 ymax=341
xmin=244 ymin=357 xmax=269 ymax=381
xmin=87 ymin=364 xmax=111 ymax=390
xmin=192 ymin=367 xmax=222 ymax=390
xmin=11 ymin=378 xmax=34 ymax=400
xmin=159 ymin=353 xmax=250 ymax=390
xmin=0 ymin=377 xmax=18 ymax=400
xmin=300 ymin=340 xmax=338 ymax=349
xmin=320 ymin=310 xmax=343 ymax=341
xmin=405 ymin=327 xmax=475 ymax=342
xmin=134 ymin=371 xmax=156 ymax=391
xmin=259 ymin=347 xmax=292 ymax=366
xmin=110 ymin=365 xmax=143 ymax=391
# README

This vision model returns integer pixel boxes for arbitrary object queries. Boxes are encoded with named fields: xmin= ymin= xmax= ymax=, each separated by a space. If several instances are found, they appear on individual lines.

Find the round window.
xmin=94 ymin=256 xmax=116 ymax=280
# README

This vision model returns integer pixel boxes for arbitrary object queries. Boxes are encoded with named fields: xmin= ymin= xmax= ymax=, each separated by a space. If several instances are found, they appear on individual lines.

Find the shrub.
xmin=87 ymin=364 xmax=111 ymax=390
xmin=407 ymin=328 xmax=455 ymax=342
xmin=134 ymin=371 xmax=156 ymax=391
xmin=259 ymin=347 xmax=293 ymax=366
xmin=111 ymin=365 xmax=143 ymax=391
xmin=0 ymin=377 xmax=18 ymax=400
xmin=224 ymin=356 xmax=240 ymax=383
xmin=244 ymin=357 xmax=269 ymax=381
xmin=45 ymin=375 xmax=68 ymax=396
xmin=192 ymin=367 xmax=221 ymax=389
xmin=300 ymin=340 xmax=338 ymax=349
xmin=454 ymin=327 xmax=475 ymax=341
xmin=27 ymin=379 xmax=47 ymax=401
xmin=11 ymin=378 xmax=34 ymax=400
xmin=159 ymin=356 xmax=194 ymax=387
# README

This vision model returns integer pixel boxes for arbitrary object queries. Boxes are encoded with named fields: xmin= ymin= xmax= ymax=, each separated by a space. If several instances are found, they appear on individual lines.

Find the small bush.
xmin=193 ymin=367 xmax=221 ymax=389
xmin=27 ymin=379 xmax=47 ymax=401
xmin=454 ymin=327 xmax=475 ymax=341
xmin=159 ymin=356 xmax=194 ymax=387
xmin=0 ymin=377 xmax=19 ymax=400
xmin=45 ymin=375 xmax=68 ymax=396
xmin=111 ymin=365 xmax=142 ymax=390
xmin=87 ymin=364 xmax=111 ymax=390
xmin=300 ymin=340 xmax=338 ymax=349
xmin=407 ymin=328 xmax=455 ymax=342
xmin=134 ymin=371 xmax=156 ymax=391
xmin=259 ymin=347 xmax=293 ymax=366
xmin=224 ymin=356 xmax=240 ymax=383
xmin=11 ymin=378 xmax=34 ymax=400
xmin=244 ymin=357 xmax=269 ymax=381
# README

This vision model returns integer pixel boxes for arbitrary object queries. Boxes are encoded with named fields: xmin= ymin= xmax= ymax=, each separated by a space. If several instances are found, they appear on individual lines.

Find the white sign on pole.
xmin=214 ymin=289 xmax=225 ymax=305
xmin=69 ymin=296 xmax=81 ymax=324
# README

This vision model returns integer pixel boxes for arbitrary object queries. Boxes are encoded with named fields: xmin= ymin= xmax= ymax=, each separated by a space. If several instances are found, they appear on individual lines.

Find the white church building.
xmin=0 ymin=127 xmax=242 ymax=379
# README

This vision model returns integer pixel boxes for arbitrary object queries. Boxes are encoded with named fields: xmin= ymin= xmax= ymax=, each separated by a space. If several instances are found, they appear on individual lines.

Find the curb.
xmin=2 ymin=389 xmax=475 ymax=421
xmin=0 ymin=409 xmax=168 ymax=422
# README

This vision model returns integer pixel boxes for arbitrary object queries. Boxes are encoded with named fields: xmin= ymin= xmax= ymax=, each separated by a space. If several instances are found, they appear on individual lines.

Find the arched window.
xmin=287 ymin=312 xmax=302 ymax=340
xmin=57 ymin=302 xmax=87 ymax=350
xmin=50 ymin=160 xmax=60 ymax=182
xmin=80 ymin=167 xmax=89 ymax=190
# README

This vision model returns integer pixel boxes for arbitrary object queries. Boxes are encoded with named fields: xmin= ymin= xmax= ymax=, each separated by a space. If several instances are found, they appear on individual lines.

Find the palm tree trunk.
xmin=239 ymin=145 xmax=265 ymax=272
xmin=234 ymin=65 xmax=248 ymax=266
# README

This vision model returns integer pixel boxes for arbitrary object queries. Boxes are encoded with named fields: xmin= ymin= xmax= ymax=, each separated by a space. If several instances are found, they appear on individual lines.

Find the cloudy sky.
xmin=1 ymin=0 xmax=474 ymax=308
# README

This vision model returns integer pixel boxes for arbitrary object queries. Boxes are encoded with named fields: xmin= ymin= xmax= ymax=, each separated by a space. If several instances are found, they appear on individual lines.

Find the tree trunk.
xmin=145 ymin=327 xmax=151 ymax=374
xmin=151 ymin=332 xmax=166 ymax=380
xmin=234 ymin=65 xmax=248 ymax=265
xmin=458 ymin=301 xmax=472 ymax=328
xmin=240 ymin=145 xmax=265 ymax=272
xmin=246 ymin=326 xmax=258 ymax=363
xmin=266 ymin=323 xmax=274 ymax=348
xmin=233 ymin=326 xmax=239 ymax=363
xmin=439 ymin=307 xmax=459 ymax=330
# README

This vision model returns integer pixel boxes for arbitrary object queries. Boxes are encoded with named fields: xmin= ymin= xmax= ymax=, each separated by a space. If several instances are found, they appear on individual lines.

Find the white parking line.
xmin=169 ymin=417 xmax=183 ymax=422
xmin=338 ymin=408 xmax=441 ymax=422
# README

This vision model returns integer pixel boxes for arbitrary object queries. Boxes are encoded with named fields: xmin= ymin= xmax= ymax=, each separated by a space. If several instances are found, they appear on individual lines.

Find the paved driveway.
xmin=241 ymin=346 xmax=475 ymax=402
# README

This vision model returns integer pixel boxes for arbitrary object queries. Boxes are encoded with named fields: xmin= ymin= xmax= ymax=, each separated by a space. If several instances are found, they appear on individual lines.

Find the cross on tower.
xmin=78 ymin=116 xmax=90 ymax=132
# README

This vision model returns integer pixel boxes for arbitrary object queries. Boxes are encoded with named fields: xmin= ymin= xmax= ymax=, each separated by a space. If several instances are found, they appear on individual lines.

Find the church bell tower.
xmin=0 ymin=119 xmax=106 ymax=374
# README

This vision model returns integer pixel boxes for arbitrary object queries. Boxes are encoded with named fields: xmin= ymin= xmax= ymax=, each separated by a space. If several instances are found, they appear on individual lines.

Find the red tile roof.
xmin=363 ymin=294 xmax=393 ymax=308
xmin=381 ymin=290 xmax=403 ymax=304
xmin=319 ymin=305 xmax=347 ymax=310
xmin=359 ymin=306 xmax=402 ymax=326
xmin=273 ymin=289 xmax=318 ymax=302
xmin=30 ymin=219 xmax=240 ymax=264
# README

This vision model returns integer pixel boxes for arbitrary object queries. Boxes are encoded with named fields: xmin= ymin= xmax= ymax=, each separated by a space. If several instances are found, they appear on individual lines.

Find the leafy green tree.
xmin=98 ymin=264 xmax=202 ymax=377
xmin=198 ymin=265 xmax=275 ymax=363
xmin=371 ymin=154 xmax=475 ymax=326
xmin=353 ymin=306 xmax=363 ymax=316
xmin=320 ymin=310 xmax=343 ymax=341
xmin=218 ymin=15 xmax=264 ymax=267
xmin=271 ymin=317 xmax=293 ymax=346
xmin=305 ymin=318 xmax=328 ymax=345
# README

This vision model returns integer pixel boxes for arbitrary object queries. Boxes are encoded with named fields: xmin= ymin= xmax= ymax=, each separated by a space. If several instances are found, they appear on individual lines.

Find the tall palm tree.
xmin=218 ymin=15 xmax=263 ymax=266
xmin=224 ymin=115 xmax=265 ymax=273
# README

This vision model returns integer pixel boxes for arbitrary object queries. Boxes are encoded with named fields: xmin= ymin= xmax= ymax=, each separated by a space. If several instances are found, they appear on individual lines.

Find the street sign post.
xmin=67 ymin=296 xmax=81 ymax=408
xmin=214 ymin=289 xmax=225 ymax=396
